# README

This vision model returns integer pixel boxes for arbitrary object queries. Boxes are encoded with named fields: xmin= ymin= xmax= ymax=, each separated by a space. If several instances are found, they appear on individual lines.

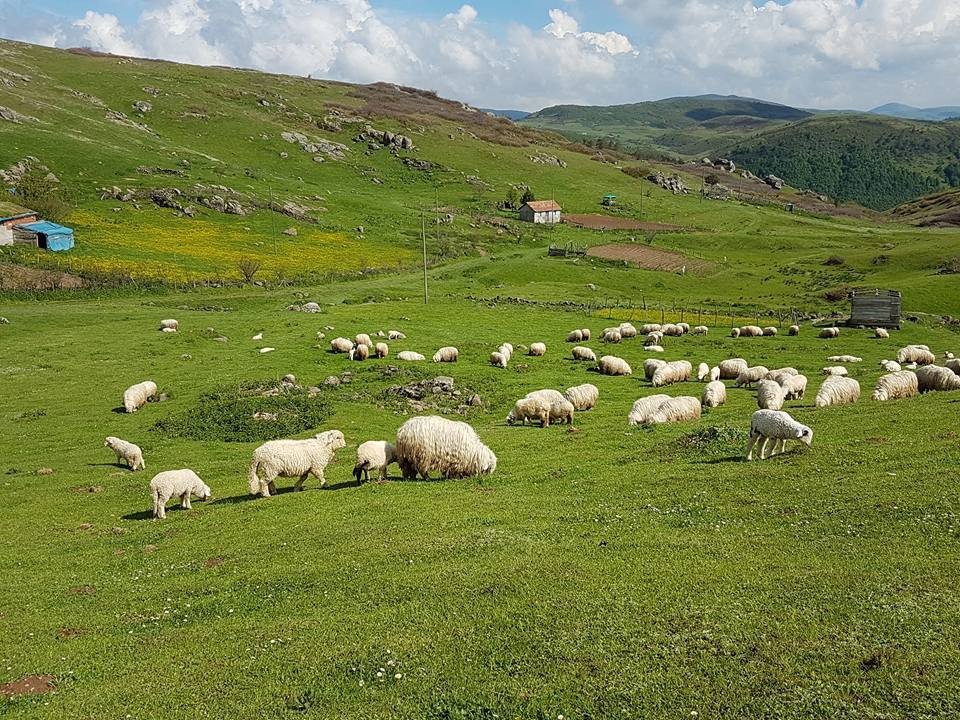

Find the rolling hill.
xmin=890 ymin=187 xmax=960 ymax=227
xmin=870 ymin=103 xmax=960 ymax=122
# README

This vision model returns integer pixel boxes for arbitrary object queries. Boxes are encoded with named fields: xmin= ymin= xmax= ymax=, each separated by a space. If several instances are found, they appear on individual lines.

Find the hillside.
xmin=890 ymin=187 xmax=960 ymax=227
xmin=870 ymin=103 xmax=960 ymax=122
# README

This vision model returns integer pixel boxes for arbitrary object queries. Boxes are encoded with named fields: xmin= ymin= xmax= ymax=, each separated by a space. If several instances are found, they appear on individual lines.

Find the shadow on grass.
xmin=86 ymin=462 xmax=129 ymax=469
xmin=111 ymin=406 xmax=128 ymax=414
xmin=123 ymin=500 xmax=213 ymax=521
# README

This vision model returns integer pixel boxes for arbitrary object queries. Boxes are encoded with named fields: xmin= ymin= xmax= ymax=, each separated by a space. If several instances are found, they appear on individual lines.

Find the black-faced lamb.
xmin=745 ymin=410 xmax=813 ymax=461
xmin=104 ymin=436 xmax=144 ymax=471
xmin=248 ymin=430 xmax=346 ymax=497
xmin=150 ymin=469 xmax=211 ymax=519
xmin=395 ymin=416 xmax=496 ymax=480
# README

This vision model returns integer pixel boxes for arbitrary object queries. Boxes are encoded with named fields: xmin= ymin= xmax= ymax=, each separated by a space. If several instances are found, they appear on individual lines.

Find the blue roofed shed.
xmin=14 ymin=221 xmax=75 ymax=252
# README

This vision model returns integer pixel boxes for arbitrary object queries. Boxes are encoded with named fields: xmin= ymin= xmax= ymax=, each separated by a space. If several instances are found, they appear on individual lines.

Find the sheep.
xmin=123 ymin=381 xmax=158 ymax=414
xmin=104 ymin=436 xmax=144 ymax=471
xmin=433 ymin=347 xmax=459 ymax=363
xmin=709 ymin=366 xmax=721 ymax=382
xmin=353 ymin=440 xmax=396 ymax=483
xmin=618 ymin=323 xmax=638 ymax=339
xmin=330 ymin=337 xmax=354 ymax=354
xmin=506 ymin=395 xmax=550 ymax=427
xmin=872 ymin=371 xmax=919 ymax=402
xmin=259 ymin=348 xmax=275 ymax=354
xmin=692 ymin=326 xmax=709 ymax=336
xmin=828 ymin=355 xmax=862 ymax=363
xmin=734 ymin=366 xmax=770 ymax=388
xmin=644 ymin=332 xmax=664 ymax=346
xmin=719 ymin=358 xmax=748 ymax=379
xmin=765 ymin=367 xmax=799 ymax=383
xmin=564 ymin=383 xmax=599 ymax=411
xmin=598 ymin=356 xmax=632 ymax=376
xmin=395 ymin=416 xmax=496 ymax=480
xmin=677 ymin=323 xmax=691 ymax=335
xmin=566 ymin=329 xmax=583 ymax=343
xmin=662 ymin=324 xmax=684 ymax=337
xmin=509 ymin=389 xmax=574 ymax=426
xmin=355 ymin=333 xmax=373 ymax=348
xmin=248 ymin=430 xmax=346 ymax=497
xmin=602 ymin=328 xmax=622 ymax=344
xmin=652 ymin=360 xmax=692 ymax=388
xmin=580 ymin=329 xmax=592 ymax=341
xmin=644 ymin=358 xmax=667 ymax=380
xmin=897 ymin=345 xmax=936 ymax=366
xmin=916 ymin=365 xmax=960 ymax=393
xmin=778 ymin=374 xmax=808 ymax=401
xmin=879 ymin=360 xmax=902 ymax=373
xmin=388 ymin=330 xmax=406 ymax=340
xmin=904 ymin=362 xmax=918 ymax=370
xmin=571 ymin=346 xmax=597 ymax=362
xmin=819 ymin=327 xmax=840 ymax=339
xmin=745 ymin=410 xmax=813 ymax=461
xmin=498 ymin=344 xmax=513 ymax=362
xmin=644 ymin=345 xmax=665 ymax=353
xmin=529 ymin=342 xmax=547 ymax=357
xmin=646 ymin=396 xmax=701 ymax=425
xmin=821 ymin=366 xmax=848 ymax=376
xmin=788 ymin=325 xmax=800 ymax=336
xmin=756 ymin=379 xmax=785 ymax=411
xmin=946 ymin=352 xmax=956 ymax=361
xmin=627 ymin=394 xmax=671 ymax=426
xmin=697 ymin=362 xmax=710 ymax=382
xmin=375 ymin=342 xmax=389 ymax=359
xmin=397 ymin=351 xmax=425 ymax=361
xmin=159 ymin=319 xmax=178 ymax=332
xmin=490 ymin=351 xmax=508 ymax=368
xmin=640 ymin=324 xmax=662 ymax=335
xmin=701 ymin=381 xmax=727 ymax=408
xmin=948 ymin=359 xmax=960 ymax=375
xmin=740 ymin=325 xmax=764 ymax=337
xmin=874 ymin=328 xmax=890 ymax=339
xmin=349 ymin=344 xmax=370 ymax=361
xmin=815 ymin=376 xmax=861 ymax=408
xmin=762 ymin=326 xmax=778 ymax=337
xmin=150 ymin=469 xmax=211 ymax=519
xmin=730 ymin=327 xmax=741 ymax=338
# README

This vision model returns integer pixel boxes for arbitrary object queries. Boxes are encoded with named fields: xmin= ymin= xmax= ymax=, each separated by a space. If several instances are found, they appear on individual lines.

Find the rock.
xmin=0 ymin=317 xmax=8 ymax=324
xmin=180 ymin=354 xmax=192 ymax=360
xmin=467 ymin=394 xmax=483 ymax=407
xmin=253 ymin=411 xmax=278 ymax=422
xmin=282 ymin=227 xmax=298 ymax=237
xmin=302 ymin=302 xmax=321 ymax=313
xmin=279 ymin=151 xmax=288 ymax=159
xmin=143 ymin=86 xmax=160 ymax=96
xmin=323 ymin=376 xmax=341 ymax=386
xmin=307 ymin=386 xmax=323 ymax=397
xmin=133 ymin=100 xmax=152 ymax=113
xmin=259 ymin=347 xmax=275 ymax=354
xmin=339 ymin=371 xmax=353 ymax=384
xmin=0 ymin=106 xmax=37 ymax=123
xmin=713 ymin=158 xmax=736 ymax=173
xmin=356 ymin=226 xmax=364 ymax=235
xmin=648 ymin=171 xmax=689 ymax=195
xmin=587 ymin=283 xmax=597 ymax=291
xmin=764 ymin=174 xmax=785 ymax=190
xmin=281 ymin=374 xmax=297 ymax=385
xmin=432 ymin=377 xmax=455 ymax=393
xmin=529 ymin=153 xmax=567 ymax=168
xmin=37 ymin=467 xmax=54 ymax=476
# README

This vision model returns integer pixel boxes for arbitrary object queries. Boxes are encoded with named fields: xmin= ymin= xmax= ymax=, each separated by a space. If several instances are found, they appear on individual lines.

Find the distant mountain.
xmin=870 ymin=103 xmax=960 ymax=122
xmin=482 ymin=109 xmax=530 ymax=121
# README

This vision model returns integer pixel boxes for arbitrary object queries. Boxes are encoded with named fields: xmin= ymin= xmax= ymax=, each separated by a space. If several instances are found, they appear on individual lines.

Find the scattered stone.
xmin=180 ymin=354 xmax=192 ymax=360
xmin=0 ymin=106 xmax=37 ymax=123
xmin=282 ymin=227 xmax=298 ymax=237
xmin=323 ymin=376 xmax=341 ymax=386
xmin=529 ymin=152 xmax=567 ymax=168
xmin=353 ymin=126 xmax=414 ymax=151
xmin=467 ymin=394 xmax=483 ymax=407
xmin=36 ymin=467 xmax=54 ymax=476
xmin=133 ymin=100 xmax=152 ymax=113
xmin=764 ymin=174 xmax=785 ymax=190
xmin=339 ymin=371 xmax=354 ymax=384
xmin=648 ymin=171 xmax=690 ymax=195
xmin=258 ymin=347 xmax=275 ymax=354
xmin=0 ymin=317 xmax=8 ymax=324
xmin=253 ymin=411 xmax=278 ymax=422
xmin=77 ymin=523 xmax=93 ymax=531
xmin=279 ymin=151 xmax=288 ymax=159
xmin=281 ymin=374 xmax=297 ymax=385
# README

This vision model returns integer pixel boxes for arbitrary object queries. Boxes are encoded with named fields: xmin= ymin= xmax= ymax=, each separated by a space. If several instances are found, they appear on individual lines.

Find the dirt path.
xmin=563 ymin=214 xmax=683 ymax=232
xmin=586 ymin=243 xmax=713 ymax=273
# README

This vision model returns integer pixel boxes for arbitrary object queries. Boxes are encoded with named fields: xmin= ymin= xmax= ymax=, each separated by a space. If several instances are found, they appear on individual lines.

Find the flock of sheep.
xmin=108 ymin=317 xmax=959 ymax=518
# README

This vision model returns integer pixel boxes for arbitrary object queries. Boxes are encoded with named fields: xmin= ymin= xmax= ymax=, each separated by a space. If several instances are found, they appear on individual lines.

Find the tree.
xmin=14 ymin=167 xmax=71 ymax=222
xmin=520 ymin=187 xmax=536 ymax=204
xmin=237 ymin=258 xmax=262 ymax=283
xmin=502 ymin=185 xmax=520 ymax=210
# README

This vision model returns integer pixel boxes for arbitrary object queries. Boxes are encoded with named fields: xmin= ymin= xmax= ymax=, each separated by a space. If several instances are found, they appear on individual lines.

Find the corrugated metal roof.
xmin=522 ymin=200 xmax=562 ymax=212
xmin=19 ymin=221 xmax=73 ymax=234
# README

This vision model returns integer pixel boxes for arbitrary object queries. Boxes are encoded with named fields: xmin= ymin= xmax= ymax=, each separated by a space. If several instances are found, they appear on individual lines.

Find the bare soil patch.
xmin=0 ymin=675 xmax=55 ymax=697
xmin=204 ymin=556 xmax=225 ymax=568
xmin=0 ymin=262 xmax=86 ymax=291
xmin=587 ymin=243 xmax=713 ymax=273
xmin=564 ymin=214 xmax=683 ymax=232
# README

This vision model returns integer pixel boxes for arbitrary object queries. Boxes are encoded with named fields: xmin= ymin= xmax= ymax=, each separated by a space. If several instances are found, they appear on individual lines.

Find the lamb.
xmin=815 ymin=376 xmax=861 ymax=408
xmin=821 ymin=366 xmax=848 ymax=376
xmin=740 ymin=325 xmax=764 ymax=337
xmin=489 ymin=351 xmax=508 ymax=368
xmin=762 ymin=327 xmax=778 ymax=337
xmin=734 ymin=366 xmax=770 ymax=388
xmin=352 ymin=440 xmax=396 ymax=483
xmin=745 ymin=410 xmax=813 ymax=461
xmin=644 ymin=345 xmax=665 ymax=353
xmin=564 ymin=383 xmax=599 ymax=411
xmin=645 ymin=396 xmax=701 ymax=425
xmin=644 ymin=358 xmax=667 ymax=380
xmin=627 ymin=394 xmax=671 ymax=425
xmin=697 ymin=362 xmax=710 ymax=382
xmin=872 ymin=371 xmax=919 ymax=402
xmin=692 ymin=326 xmax=709 ymax=336
xmin=730 ymin=328 xmax=741 ymax=338
xmin=498 ymin=344 xmax=513 ymax=362
xmin=433 ymin=346 xmax=459 ymax=363
xmin=566 ymin=329 xmax=583 ymax=343
xmin=788 ymin=325 xmax=800 ymax=336
xmin=506 ymin=395 xmax=550 ymax=427
xmin=897 ymin=345 xmax=936 ymax=366
xmin=709 ymin=366 xmax=721 ymax=382
xmin=598 ymin=356 xmax=632 ymax=376
xmin=248 ymin=430 xmax=346 ymax=497
xmin=397 ymin=351 xmax=425 ymax=361
xmin=618 ymin=323 xmax=638 ymax=339
xmin=640 ymin=324 xmax=662 ymax=335
xmin=375 ymin=343 xmax=389 ymax=359
xmin=874 ymin=328 xmax=890 ymax=339
xmin=948 ymin=359 xmax=960 ymax=375
xmin=159 ymin=319 xmax=178 ymax=332
xmin=529 ymin=342 xmax=547 ymax=357
xmin=349 ymin=344 xmax=370 ymax=361
xmin=756 ymin=379 xmax=785 ymax=411
xmin=355 ymin=333 xmax=373 ymax=348
xmin=778 ymin=374 xmax=808 ymax=401
xmin=718 ymin=358 xmax=748 ymax=379
xmin=916 ymin=365 xmax=960 ymax=393
xmin=677 ymin=323 xmax=691 ymax=335
xmin=819 ymin=327 xmax=840 ymax=339
xmin=150 ymin=469 xmax=211 ymax=519
xmin=644 ymin=331 xmax=664 ymax=346
xmin=571 ymin=346 xmax=597 ymax=362
xmin=330 ymin=337 xmax=354 ymax=354
xmin=828 ymin=355 xmax=862 ymax=363
xmin=879 ymin=360 xmax=902 ymax=373
xmin=652 ymin=360 xmax=692 ymax=387
xmin=395 ymin=416 xmax=496 ymax=480
xmin=701 ymin=381 xmax=727 ymax=408
xmin=104 ymin=436 xmax=144 ymax=471
xmin=388 ymin=330 xmax=406 ymax=340
xmin=602 ymin=328 xmax=622 ymax=344
xmin=123 ymin=381 xmax=158 ymax=414
xmin=580 ymin=329 xmax=592 ymax=341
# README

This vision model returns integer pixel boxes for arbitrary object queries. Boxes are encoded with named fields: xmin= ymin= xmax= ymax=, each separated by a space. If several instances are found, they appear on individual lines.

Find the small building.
xmin=13 ymin=221 xmax=75 ymax=252
xmin=848 ymin=288 xmax=901 ymax=329
xmin=519 ymin=200 xmax=562 ymax=224
xmin=0 ymin=201 xmax=39 ymax=231
xmin=601 ymin=194 xmax=617 ymax=207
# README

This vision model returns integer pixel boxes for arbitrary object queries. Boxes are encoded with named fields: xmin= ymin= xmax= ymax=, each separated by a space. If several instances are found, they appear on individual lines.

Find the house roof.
xmin=18 ymin=221 xmax=73 ymax=235
xmin=0 ymin=200 xmax=36 ymax=223
xmin=522 ymin=200 xmax=562 ymax=212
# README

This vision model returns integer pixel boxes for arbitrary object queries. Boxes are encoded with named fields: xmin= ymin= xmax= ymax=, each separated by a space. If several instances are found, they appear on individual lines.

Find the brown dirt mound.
xmin=1 ymin=675 xmax=55 ymax=697
xmin=564 ymin=214 xmax=683 ymax=231
xmin=0 ymin=262 xmax=86 ymax=291
xmin=587 ymin=243 xmax=712 ymax=273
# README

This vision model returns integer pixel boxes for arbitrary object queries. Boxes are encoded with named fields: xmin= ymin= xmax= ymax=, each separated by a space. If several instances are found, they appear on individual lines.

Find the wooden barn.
xmin=848 ymin=288 xmax=902 ymax=329
xmin=519 ymin=200 xmax=562 ymax=224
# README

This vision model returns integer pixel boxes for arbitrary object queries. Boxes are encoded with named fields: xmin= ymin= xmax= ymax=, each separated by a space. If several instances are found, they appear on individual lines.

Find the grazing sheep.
xmin=375 ymin=343 xmax=389 ymax=359
xmin=355 ymin=334 xmax=373 ymax=348
xmin=879 ymin=359 xmax=902 ymax=373
xmin=254 ymin=332 xmax=265 ymax=341
xmin=645 ymin=345 xmax=665 ymax=353
xmin=719 ymin=358 xmax=748 ymax=379
xmin=248 ymin=430 xmax=347 ymax=497
xmin=627 ymin=394 xmax=671 ymax=426
xmin=433 ymin=347 xmax=459 ymax=363
xmin=349 ymin=344 xmax=370 ymax=361
xmin=644 ymin=331 xmax=664 ymax=346
xmin=762 ymin=327 xmax=778 ymax=337
xmin=947 ymin=359 xmax=960 ymax=375
xmin=330 ymin=337 xmax=354 ymax=354
xmin=511 ymin=389 xmax=574 ymax=426
xmin=904 ymin=362 xmax=918 ymax=370
xmin=652 ymin=360 xmax=693 ymax=388
xmin=746 ymin=410 xmax=813 ymax=461
xmin=258 ymin=348 xmax=275 ymax=354
xmin=388 ymin=331 xmax=406 ymax=341
xmin=678 ymin=323 xmax=691 ymax=335
xmin=916 ymin=365 xmax=960 ymax=393
xmin=566 ymin=330 xmax=583 ymax=343
xmin=822 ymin=366 xmax=848 ymax=376
xmin=498 ymin=344 xmax=513 ymax=362
xmin=644 ymin=358 xmax=667 ymax=380
xmin=353 ymin=440 xmax=396 ymax=483
xmin=788 ymin=325 xmax=800 ymax=336
xmin=150 ymin=469 xmax=211 ymax=519
xmin=701 ymin=381 xmax=727 ymax=408
xmin=490 ymin=351 xmax=508 ymax=368
xmin=598 ymin=356 xmax=632 ymax=376
xmin=734 ymin=366 xmax=770 ymax=388
xmin=819 ymin=327 xmax=840 ymax=339
xmin=618 ymin=323 xmax=638 ymax=339
xmin=159 ymin=319 xmax=178 ymax=332
xmin=571 ymin=346 xmax=597 ymax=362
xmin=506 ymin=395 xmax=550 ymax=427
xmin=692 ymin=326 xmax=709 ymax=336
xmin=580 ymin=329 xmax=592 ymax=340
xmin=828 ymin=355 xmax=862 ymax=363
xmin=709 ymin=366 xmax=721 ymax=382
xmin=740 ymin=325 xmax=764 ymax=337
xmin=697 ymin=362 xmax=710 ymax=382
xmin=395 ymin=416 xmax=496 ymax=480
xmin=662 ymin=324 xmax=684 ymax=337
xmin=564 ymin=383 xmax=599 ymax=411
xmin=397 ymin=351 xmax=426 ymax=361
xmin=874 ymin=328 xmax=890 ymax=339
xmin=602 ymin=328 xmax=622 ymax=344
xmin=730 ymin=327 xmax=741 ymax=338
xmin=646 ymin=396 xmax=702 ymax=425
xmin=815 ymin=376 xmax=861 ymax=408
xmin=778 ymin=374 xmax=808 ymax=401
xmin=897 ymin=345 xmax=936 ymax=366
xmin=765 ymin=368 xmax=799 ymax=383
xmin=104 ymin=436 xmax=144 ymax=471
xmin=529 ymin=342 xmax=547 ymax=357
xmin=756 ymin=379 xmax=785 ymax=411
xmin=123 ymin=381 xmax=158 ymax=414
xmin=872 ymin=371 xmax=919 ymax=402
xmin=640 ymin=324 xmax=662 ymax=335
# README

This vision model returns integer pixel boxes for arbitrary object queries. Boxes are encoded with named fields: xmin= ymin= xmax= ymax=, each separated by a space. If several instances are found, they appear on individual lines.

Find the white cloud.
xmin=444 ymin=4 xmax=478 ymax=31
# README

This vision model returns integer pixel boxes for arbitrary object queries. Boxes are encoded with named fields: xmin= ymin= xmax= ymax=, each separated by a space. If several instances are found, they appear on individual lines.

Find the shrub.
xmin=871 ymin=255 xmax=889 ymax=265
xmin=704 ymin=173 xmax=720 ymax=186
xmin=621 ymin=164 xmax=651 ymax=179
xmin=14 ymin=167 xmax=72 ymax=222
xmin=939 ymin=257 xmax=960 ymax=274
xmin=823 ymin=284 xmax=852 ymax=302
xmin=237 ymin=258 xmax=261 ymax=283
xmin=823 ymin=255 xmax=845 ymax=266
xmin=520 ymin=187 xmax=535 ymax=204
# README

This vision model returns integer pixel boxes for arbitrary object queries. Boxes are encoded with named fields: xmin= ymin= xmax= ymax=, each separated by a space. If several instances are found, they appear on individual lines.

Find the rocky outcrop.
xmin=105 ymin=110 xmax=155 ymax=134
xmin=280 ymin=131 xmax=347 ymax=160
xmin=764 ymin=174 xmax=785 ymax=190
xmin=0 ymin=106 xmax=36 ymax=123
xmin=713 ymin=158 xmax=736 ymax=173
xmin=1 ymin=157 xmax=48 ymax=184
xmin=529 ymin=153 xmax=567 ymax=168
xmin=353 ymin=126 xmax=414 ymax=151
xmin=648 ymin=171 xmax=690 ymax=195
xmin=132 ymin=100 xmax=152 ymax=113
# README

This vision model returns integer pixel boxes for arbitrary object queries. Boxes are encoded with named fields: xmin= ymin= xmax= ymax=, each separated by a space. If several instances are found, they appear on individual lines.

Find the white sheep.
xmin=678 ymin=323 xmax=691 ymax=335
xmin=618 ymin=323 xmax=638 ymax=339
xmin=104 ymin=436 xmax=144 ymax=471
xmin=644 ymin=345 xmax=665 ymax=353
xmin=395 ymin=416 xmax=496 ymax=480
xmin=662 ymin=324 xmax=684 ymax=337
xmin=506 ymin=395 xmax=550 ymax=427
xmin=815 ymin=376 xmax=860 ymax=408
xmin=778 ymin=374 xmax=808 ymax=401
xmin=566 ymin=329 xmax=583 ymax=343
xmin=598 ymin=356 xmax=632 ymax=376
xmin=701 ymin=381 xmax=727 ymax=408
xmin=355 ymin=333 xmax=373 ymax=348
xmin=652 ymin=360 xmax=692 ymax=387
xmin=150 ymin=469 xmax=211 ymax=519
xmin=397 ymin=351 xmax=425 ymax=361
xmin=948 ymin=359 xmax=960 ymax=375
xmin=828 ymin=355 xmax=862 ymax=363
xmin=433 ymin=347 xmax=459 ymax=363
xmin=520 ymin=389 xmax=575 ymax=426
xmin=645 ymin=396 xmax=701 ymax=425
xmin=734 ymin=366 xmax=770 ymax=388
xmin=916 ymin=365 xmax=960 ymax=393
xmin=571 ymin=346 xmax=597 ymax=362
xmin=388 ymin=330 xmax=406 ymax=340
xmin=498 ymin=344 xmax=513 ymax=362
xmin=788 ymin=325 xmax=800 ymax=336
xmin=879 ymin=360 xmax=902 ymax=373
xmin=330 ymin=337 xmax=354 ymax=353
xmin=490 ymin=351 xmax=508 ymax=368
xmin=349 ymin=344 xmax=370 ymax=361
xmin=353 ymin=440 xmax=396 ymax=483
xmin=897 ymin=345 xmax=936 ymax=366
xmin=718 ymin=358 xmax=748 ymax=380
xmin=374 ymin=343 xmax=389 ymax=359
xmin=692 ymin=326 xmax=709 ymax=336
xmin=762 ymin=326 xmax=778 ymax=337
xmin=821 ymin=366 xmax=848 ymax=376
xmin=872 ymin=371 xmax=919 ymax=402
xmin=746 ymin=410 xmax=813 ymax=461
xmin=580 ymin=329 xmax=592 ymax=340
xmin=740 ymin=325 xmax=764 ymax=337
xmin=765 ymin=368 xmax=799 ymax=383
xmin=730 ymin=327 xmax=741 ymax=338
xmin=529 ymin=342 xmax=547 ymax=357
xmin=756 ymin=379 xmax=785 ymax=411
xmin=159 ymin=319 xmax=178 ymax=332
xmin=248 ymin=430 xmax=346 ymax=497
xmin=627 ymin=394 xmax=671 ymax=425
xmin=602 ymin=328 xmax=622 ymax=344
xmin=697 ymin=362 xmax=710 ymax=382
xmin=644 ymin=358 xmax=667 ymax=380
xmin=819 ymin=327 xmax=840 ymax=339
xmin=709 ymin=366 xmax=721 ymax=382
xmin=874 ymin=328 xmax=890 ymax=339
xmin=564 ymin=384 xmax=599 ymax=411
xmin=123 ymin=381 xmax=158 ymax=414
xmin=640 ymin=324 xmax=661 ymax=335
xmin=644 ymin=332 xmax=664 ymax=346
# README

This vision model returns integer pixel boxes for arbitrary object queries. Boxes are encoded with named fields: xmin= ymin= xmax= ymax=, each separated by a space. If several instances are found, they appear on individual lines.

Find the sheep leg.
xmin=267 ymin=480 xmax=277 ymax=495
xmin=760 ymin=437 xmax=773 ymax=460
xmin=745 ymin=433 xmax=760 ymax=461
xmin=293 ymin=472 xmax=310 ymax=491
xmin=154 ymin=495 xmax=166 ymax=519
xmin=181 ymin=492 xmax=192 ymax=510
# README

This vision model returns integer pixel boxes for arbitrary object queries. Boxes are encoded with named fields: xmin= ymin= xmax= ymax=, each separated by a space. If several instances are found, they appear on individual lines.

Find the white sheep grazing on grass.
xmin=397 ymin=351 xmax=425 ymax=361
xmin=248 ymin=430 xmax=346 ymax=497
xmin=602 ymin=328 xmax=622 ymax=344
xmin=765 ymin=368 xmax=799 ymax=383
xmin=355 ymin=333 xmax=373 ymax=348
xmin=874 ymin=328 xmax=890 ymax=339
xmin=353 ymin=441 xmax=396 ymax=483
xmin=598 ymin=356 xmax=632 ymax=376
xmin=788 ymin=325 xmax=800 ymax=336
xmin=580 ymin=329 xmax=592 ymax=340
xmin=497 ymin=344 xmax=513 ymax=362
xmin=819 ymin=327 xmax=840 ymax=339
xmin=374 ymin=343 xmax=389 ymax=359
xmin=150 ymin=469 xmax=211 ymax=519
xmin=692 ymin=326 xmax=709 ymax=336
xmin=159 ymin=319 xmax=178 ymax=332
xmin=628 ymin=394 xmax=671 ymax=425
xmin=619 ymin=323 xmax=638 ymax=339
xmin=652 ymin=360 xmax=692 ymax=387
xmin=330 ymin=337 xmax=354 ymax=353
xmin=756 ymin=379 xmax=785 ymax=411
xmin=815 ymin=376 xmax=861 ymax=408
xmin=490 ymin=351 xmax=508 ymax=368
xmin=828 ymin=355 xmax=862 ymax=363
xmin=746 ymin=410 xmax=813 ymax=461
xmin=879 ymin=360 xmax=902 ymax=373
xmin=709 ymin=366 xmax=721 ymax=382
xmin=529 ymin=342 xmax=547 ymax=357
xmin=947 ymin=359 xmax=960 ymax=375
xmin=646 ymin=396 xmax=701 ymax=425
xmin=388 ymin=331 xmax=406 ymax=340
xmin=822 ymin=366 xmax=848 ymax=377
xmin=571 ymin=346 xmax=597 ymax=362
xmin=678 ymin=323 xmax=691 ymax=334
xmin=644 ymin=331 xmax=664 ymax=346
xmin=872 ymin=371 xmax=919 ymax=402
xmin=567 ymin=330 xmax=583 ymax=343
xmin=662 ymin=324 xmax=684 ymax=337
xmin=740 ymin=325 xmax=764 ymax=337
xmin=520 ymin=389 xmax=575 ymax=426
xmin=123 ymin=381 xmax=158 ymax=414
xmin=701 ymin=381 xmax=727 ymax=408
xmin=763 ymin=327 xmax=778 ymax=337
xmin=778 ymin=374 xmax=808 ymax=401
xmin=645 ymin=345 xmax=665 ymax=353
xmin=697 ymin=362 xmax=710 ymax=382
xmin=104 ymin=436 xmax=144 ymax=471
xmin=897 ymin=345 xmax=936 ymax=366
xmin=719 ymin=358 xmax=748 ymax=380
xmin=640 ymin=324 xmax=662 ymax=335
xmin=916 ymin=365 xmax=960 ymax=393
xmin=644 ymin=358 xmax=667 ymax=381
xmin=349 ymin=344 xmax=370 ymax=361
xmin=433 ymin=347 xmax=459 ymax=363
xmin=396 ymin=416 xmax=496 ymax=480
xmin=730 ymin=327 xmax=741 ymax=338
xmin=565 ymin=384 xmax=599 ymax=411
xmin=506 ymin=396 xmax=550 ymax=427
xmin=734 ymin=366 xmax=770 ymax=388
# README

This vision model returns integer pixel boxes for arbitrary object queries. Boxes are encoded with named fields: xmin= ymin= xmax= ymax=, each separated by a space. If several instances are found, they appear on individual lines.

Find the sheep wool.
xmin=395 ymin=416 xmax=496 ymax=480
xmin=350 ymin=344 xmax=370 ymax=361
xmin=529 ymin=342 xmax=547 ymax=357
xmin=355 ymin=334 xmax=373 ymax=348
xmin=150 ymin=469 xmax=211 ymax=519
xmin=498 ymin=344 xmax=513 ymax=362
xmin=828 ymin=355 xmax=862 ymax=363
xmin=566 ymin=329 xmax=583 ymax=343
xmin=652 ymin=360 xmax=693 ymax=388
xmin=388 ymin=330 xmax=407 ymax=341
xmin=677 ymin=323 xmax=691 ymax=335
xmin=644 ymin=345 xmax=665 ymax=353
xmin=506 ymin=396 xmax=550 ymax=427
xmin=916 ymin=365 xmax=960 ymax=393
xmin=618 ymin=323 xmax=638 ymax=339
xmin=778 ymin=374 xmax=808 ymax=401
xmin=709 ymin=366 xmax=721 ymax=382
xmin=602 ymin=329 xmax=622 ymax=344
xmin=821 ymin=366 xmax=848 ymax=376
xmin=330 ymin=337 xmax=354 ymax=354
xmin=879 ymin=360 xmax=902 ymax=373
xmin=701 ymin=381 xmax=727 ymax=408
xmin=719 ymin=358 xmax=748 ymax=379
xmin=765 ymin=368 xmax=799 ymax=383
xmin=730 ymin=327 xmax=741 ymax=338
xmin=248 ymin=430 xmax=346 ymax=497
xmin=947 ymin=359 xmax=960 ymax=376
xmin=598 ymin=356 xmax=632 ymax=376
xmin=872 ymin=371 xmax=919 ymax=402
xmin=788 ymin=325 xmax=800 ymax=336
xmin=819 ymin=327 xmax=840 ymax=339
xmin=521 ymin=389 xmax=574 ymax=426
xmin=159 ymin=319 xmax=178 ymax=332
xmin=123 ymin=381 xmax=158 ymax=414
xmin=646 ymin=396 xmax=701 ymax=425
xmin=697 ymin=362 xmax=710 ymax=382
xmin=580 ymin=329 xmax=592 ymax=341
xmin=353 ymin=440 xmax=396 ymax=483
xmin=564 ymin=384 xmax=599 ymax=411
xmin=756 ymin=379 xmax=785 ymax=411
xmin=662 ymin=324 xmax=684 ymax=337
xmin=640 ymin=324 xmax=662 ymax=335
xmin=489 ymin=351 xmax=508 ymax=369
xmin=692 ymin=326 xmax=709 ymax=336
xmin=734 ymin=366 xmax=770 ymax=388
xmin=627 ymin=394 xmax=671 ymax=426
xmin=104 ymin=436 xmax=144 ymax=471
xmin=740 ymin=325 xmax=764 ymax=337
xmin=815 ymin=376 xmax=861 ymax=408
xmin=571 ymin=346 xmax=597 ymax=362
xmin=897 ymin=345 xmax=936 ymax=366
xmin=746 ymin=409 xmax=813 ymax=461
xmin=874 ymin=328 xmax=890 ymax=339
xmin=375 ymin=343 xmax=389 ymax=359
xmin=644 ymin=358 xmax=667 ymax=380
xmin=433 ymin=347 xmax=459 ymax=363
xmin=762 ymin=327 xmax=778 ymax=337
xmin=397 ymin=351 xmax=425 ymax=361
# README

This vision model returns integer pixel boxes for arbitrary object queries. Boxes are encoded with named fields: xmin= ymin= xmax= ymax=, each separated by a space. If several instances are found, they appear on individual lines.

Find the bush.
xmin=823 ymin=284 xmax=852 ymax=302
xmin=520 ymin=188 xmax=535 ymax=204
xmin=621 ymin=164 xmax=651 ymax=179
xmin=237 ymin=258 xmax=261 ymax=282
xmin=14 ymin=167 xmax=72 ymax=222
xmin=939 ymin=257 xmax=960 ymax=274
xmin=823 ymin=255 xmax=845 ymax=266
xmin=704 ymin=173 xmax=720 ymax=186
